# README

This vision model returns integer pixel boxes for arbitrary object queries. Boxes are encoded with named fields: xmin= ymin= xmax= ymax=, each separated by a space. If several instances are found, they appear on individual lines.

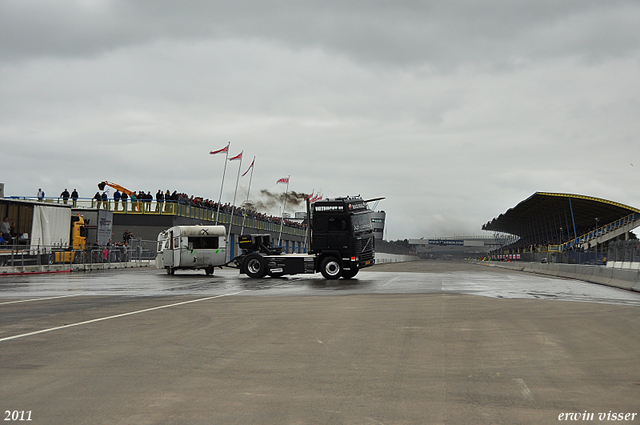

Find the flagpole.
xmin=240 ymin=157 xmax=255 ymax=236
xmin=277 ymin=175 xmax=290 ymax=246
xmin=302 ymin=190 xmax=313 ymax=253
xmin=215 ymin=142 xmax=230 ymax=224
xmin=227 ymin=151 xmax=243 ymax=255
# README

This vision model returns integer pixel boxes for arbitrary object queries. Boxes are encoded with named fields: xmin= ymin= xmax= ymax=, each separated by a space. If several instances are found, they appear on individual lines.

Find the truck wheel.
xmin=166 ymin=267 xmax=175 ymax=275
xmin=320 ymin=257 xmax=342 ymax=280
xmin=205 ymin=266 xmax=214 ymax=275
xmin=342 ymin=268 xmax=359 ymax=279
xmin=245 ymin=253 xmax=267 ymax=278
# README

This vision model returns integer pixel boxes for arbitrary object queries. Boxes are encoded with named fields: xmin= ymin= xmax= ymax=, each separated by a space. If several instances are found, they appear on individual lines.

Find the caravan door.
xmin=162 ymin=230 xmax=173 ymax=267
xmin=172 ymin=229 xmax=181 ymax=267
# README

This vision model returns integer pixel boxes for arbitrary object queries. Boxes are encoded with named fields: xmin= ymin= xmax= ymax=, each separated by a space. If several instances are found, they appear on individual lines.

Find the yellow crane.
xmin=98 ymin=181 xmax=134 ymax=196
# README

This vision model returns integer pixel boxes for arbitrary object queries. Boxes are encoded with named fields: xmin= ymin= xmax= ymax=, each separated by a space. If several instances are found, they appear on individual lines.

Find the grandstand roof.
xmin=482 ymin=192 xmax=640 ymax=238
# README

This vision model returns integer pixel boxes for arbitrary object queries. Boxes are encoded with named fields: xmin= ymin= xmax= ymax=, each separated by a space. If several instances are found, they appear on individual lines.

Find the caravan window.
xmin=188 ymin=236 xmax=219 ymax=250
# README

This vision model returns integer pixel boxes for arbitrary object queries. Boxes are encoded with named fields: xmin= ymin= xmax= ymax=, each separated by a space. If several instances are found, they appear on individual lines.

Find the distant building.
xmin=408 ymin=235 xmax=514 ymax=259
xmin=371 ymin=211 xmax=386 ymax=240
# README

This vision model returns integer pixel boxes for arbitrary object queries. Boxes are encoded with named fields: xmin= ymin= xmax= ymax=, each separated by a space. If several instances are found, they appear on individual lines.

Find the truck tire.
xmin=342 ymin=268 xmax=359 ymax=279
xmin=320 ymin=257 xmax=342 ymax=280
xmin=205 ymin=266 xmax=214 ymax=275
xmin=245 ymin=253 xmax=267 ymax=278
xmin=166 ymin=267 xmax=175 ymax=275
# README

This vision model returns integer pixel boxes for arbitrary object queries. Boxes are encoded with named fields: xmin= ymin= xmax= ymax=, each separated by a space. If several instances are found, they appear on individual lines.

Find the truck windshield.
xmin=351 ymin=212 xmax=372 ymax=233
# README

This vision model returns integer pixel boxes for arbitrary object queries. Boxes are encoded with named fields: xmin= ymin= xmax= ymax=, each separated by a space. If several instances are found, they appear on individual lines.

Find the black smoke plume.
xmin=254 ymin=189 xmax=309 ymax=212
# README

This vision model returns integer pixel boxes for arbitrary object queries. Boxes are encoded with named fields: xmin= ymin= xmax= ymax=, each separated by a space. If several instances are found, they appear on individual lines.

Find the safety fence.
xmin=607 ymin=240 xmax=640 ymax=269
xmin=490 ymin=251 xmax=605 ymax=265
xmin=7 ymin=197 xmax=307 ymax=237
xmin=0 ymin=239 xmax=156 ymax=269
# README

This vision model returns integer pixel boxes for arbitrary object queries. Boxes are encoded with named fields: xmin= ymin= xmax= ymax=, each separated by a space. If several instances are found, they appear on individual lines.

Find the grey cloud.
xmin=3 ymin=0 xmax=639 ymax=68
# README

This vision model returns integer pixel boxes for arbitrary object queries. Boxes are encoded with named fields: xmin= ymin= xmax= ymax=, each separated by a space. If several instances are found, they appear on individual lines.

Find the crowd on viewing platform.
xmin=49 ymin=188 xmax=307 ymax=230
xmin=496 ymin=221 xmax=627 ymax=255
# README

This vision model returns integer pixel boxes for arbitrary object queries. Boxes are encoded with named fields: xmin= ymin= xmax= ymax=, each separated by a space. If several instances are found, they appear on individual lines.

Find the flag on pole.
xmin=242 ymin=158 xmax=255 ymax=177
xmin=277 ymin=175 xmax=291 ymax=245
xmin=229 ymin=152 xmax=243 ymax=161
xmin=210 ymin=146 xmax=229 ymax=155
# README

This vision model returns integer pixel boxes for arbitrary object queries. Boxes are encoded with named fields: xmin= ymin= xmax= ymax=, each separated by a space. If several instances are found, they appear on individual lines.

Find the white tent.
xmin=30 ymin=204 xmax=71 ymax=251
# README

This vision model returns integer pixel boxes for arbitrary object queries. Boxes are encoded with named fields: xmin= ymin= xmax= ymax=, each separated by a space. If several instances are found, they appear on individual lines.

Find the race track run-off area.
xmin=1 ymin=261 xmax=639 ymax=425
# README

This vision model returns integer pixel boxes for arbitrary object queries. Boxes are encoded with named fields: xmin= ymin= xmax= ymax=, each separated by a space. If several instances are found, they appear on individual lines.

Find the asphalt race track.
xmin=1 ymin=261 xmax=639 ymax=424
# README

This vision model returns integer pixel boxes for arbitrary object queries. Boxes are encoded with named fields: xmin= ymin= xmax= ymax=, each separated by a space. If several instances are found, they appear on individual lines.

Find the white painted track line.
xmin=0 ymin=294 xmax=79 ymax=306
xmin=0 ymin=290 xmax=247 ymax=343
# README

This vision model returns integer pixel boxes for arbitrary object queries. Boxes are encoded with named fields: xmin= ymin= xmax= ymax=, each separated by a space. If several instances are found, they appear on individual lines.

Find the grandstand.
xmin=482 ymin=192 xmax=640 ymax=264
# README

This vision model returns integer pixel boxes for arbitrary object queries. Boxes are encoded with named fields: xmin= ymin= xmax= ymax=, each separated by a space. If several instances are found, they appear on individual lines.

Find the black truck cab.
xmin=235 ymin=196 xmax=376 ymax=279
xmin=310 ymin=197 xmax=375 ymax=278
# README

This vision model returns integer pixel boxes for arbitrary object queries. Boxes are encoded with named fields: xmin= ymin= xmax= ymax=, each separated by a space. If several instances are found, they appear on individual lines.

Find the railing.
xmin=607 ymin=240 xmax=640 ymax=265
xmin=5 ymin=196 xmax=307 ymax=237
xmin=489 ymin=251 xmax=605 ymax=265
xmin=559 ymin=212 xmax=640 ymax=251
xmin=0 ymin=239 xmax=156 ymax=269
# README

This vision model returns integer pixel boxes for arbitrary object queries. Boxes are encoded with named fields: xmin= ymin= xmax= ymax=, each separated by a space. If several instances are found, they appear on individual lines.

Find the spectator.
xmin=156 ymin=190 xmax=164 ymax=212
xmin=130 ymin=191 xmax=137 ymax=211
xmin=145 ymin=191 xmax=153 ymax=212
xmin=1 ymin=217 xmax=10 ymax=242
xmin=71 ymin=189 xmax=79 ymax=207
xmin=10 ymin=222 xmax=17 ymax=240
xmin=101 ymin=192 xmax=109 ymax=210
xmin=121 ymin=191 xmax=128 ymax=212
xmin=114 ymin=189 xmax=121 ymax=211
xmin=164 ymin=190 xmax=171 ymax=212
xmin=60 ymin=188 xmax=70 ymax=204
xmin=37 ymin=188 xmax=45 ymax=201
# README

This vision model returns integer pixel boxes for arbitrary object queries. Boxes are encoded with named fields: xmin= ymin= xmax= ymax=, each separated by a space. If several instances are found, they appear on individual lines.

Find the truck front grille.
xmin=356 ymin=237 xmax=374 ymax=256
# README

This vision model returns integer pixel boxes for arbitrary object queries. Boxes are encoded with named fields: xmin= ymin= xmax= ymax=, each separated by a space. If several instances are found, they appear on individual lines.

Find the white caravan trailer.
xmin=156 ymin=225 xmax=226 ymax=275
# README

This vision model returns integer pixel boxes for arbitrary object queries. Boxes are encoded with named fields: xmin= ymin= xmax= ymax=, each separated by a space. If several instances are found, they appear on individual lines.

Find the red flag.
xmin=229 ymin=152 xmax=242 ymax=161
xmin=277 ymin=177 xmax=289 ymax=184
xmin=242 ymin=158 xmax=255 ymax=177
xmin=210 ymin=145 xmax=229 ymax=155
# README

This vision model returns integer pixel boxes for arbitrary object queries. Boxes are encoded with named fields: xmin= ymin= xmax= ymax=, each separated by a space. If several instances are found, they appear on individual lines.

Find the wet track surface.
xmin=2 ymin=261 xmax=640 ymax=424
xmin=1 ymin=262 xmax=640 ymax=306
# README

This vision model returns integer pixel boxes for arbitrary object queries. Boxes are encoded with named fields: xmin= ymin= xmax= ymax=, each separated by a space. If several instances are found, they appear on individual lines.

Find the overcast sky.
xmin=2 ymin=0 xmax=640 ymax=240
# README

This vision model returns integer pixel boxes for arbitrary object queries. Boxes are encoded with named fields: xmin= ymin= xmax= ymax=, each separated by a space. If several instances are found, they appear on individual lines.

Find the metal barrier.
xmin=491 ymin=250 xmax=604 ymax=265
xmin=608 ymin=240 xmax=640 ymax=264
xmin=7 ymin=196 xmax=307 ymax=237
xmin=0 ymin=239 xmax=156 ymax=270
